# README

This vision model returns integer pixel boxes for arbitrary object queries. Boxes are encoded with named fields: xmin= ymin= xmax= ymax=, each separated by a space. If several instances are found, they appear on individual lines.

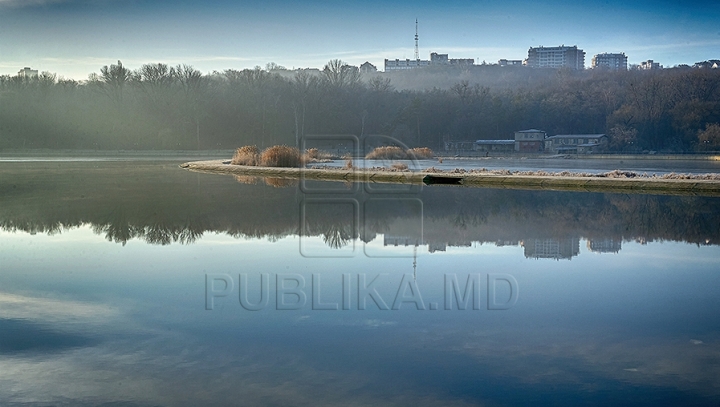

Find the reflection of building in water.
xmin=382 ymin=235 xmax=421 ymax=280
xmin=384 ymin=235 xmax=421 ymax=247
xmin=386 ymin=237 xmax=519 ymax=253
xmin=587 ymin=238 xmax=622 ymax=253
xmin=522 ymin=238 xmax=580 ymax=260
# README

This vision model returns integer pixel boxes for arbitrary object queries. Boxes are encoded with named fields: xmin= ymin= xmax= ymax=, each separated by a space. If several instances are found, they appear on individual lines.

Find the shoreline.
xmin=1 ymin=149 xmax=719 ymax=161
xmin=180 ymin=160 xmax=720 ymax=197
xmin=436 ymin=153 xmax=720 ymax=161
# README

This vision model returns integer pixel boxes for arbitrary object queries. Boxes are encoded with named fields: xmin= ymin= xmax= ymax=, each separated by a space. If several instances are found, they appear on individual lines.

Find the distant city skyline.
xmin=1 ymin=0 xmax=719 ymax=79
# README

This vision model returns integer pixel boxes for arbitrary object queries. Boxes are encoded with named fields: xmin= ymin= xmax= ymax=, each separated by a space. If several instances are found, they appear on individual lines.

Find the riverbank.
xmin=181 ymin=160 xmax=720 ymax=197
xmin=438 ymin=153 xmax=720 ymax=161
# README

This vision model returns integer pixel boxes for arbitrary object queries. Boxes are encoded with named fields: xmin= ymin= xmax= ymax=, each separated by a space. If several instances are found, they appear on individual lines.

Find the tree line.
xmin=1 ymin=60 xmax=719 ymax=152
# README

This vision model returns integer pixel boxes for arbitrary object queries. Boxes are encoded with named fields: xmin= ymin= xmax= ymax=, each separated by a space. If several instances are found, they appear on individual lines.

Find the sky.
xmin=1 ymin=0 xmax=719 ymax=79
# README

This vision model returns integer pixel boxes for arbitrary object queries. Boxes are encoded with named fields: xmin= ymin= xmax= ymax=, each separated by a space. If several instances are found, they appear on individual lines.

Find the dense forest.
xmin=1 ymin=60 xmax=719 ymax=152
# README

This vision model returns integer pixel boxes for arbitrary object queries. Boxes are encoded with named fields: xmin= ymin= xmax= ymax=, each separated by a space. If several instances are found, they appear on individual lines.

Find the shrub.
xmin=365 ymin=146 xmax=409 ymax=160
xmin=260 ymin=145 xmax=302 ymax=167
xmin=305 ymin=148 xmax=320 ymax=160
xmin=303 ymin=148 xmax=335 ymax=163
xmin=231 ymin=145 xmax=259 ymax=166
xmin=407 ymin=147 xmax=434 ymax=159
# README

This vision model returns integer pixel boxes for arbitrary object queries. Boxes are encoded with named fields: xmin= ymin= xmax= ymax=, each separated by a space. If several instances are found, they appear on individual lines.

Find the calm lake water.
xmin=1 ymin=160 xmax=720 ymax=406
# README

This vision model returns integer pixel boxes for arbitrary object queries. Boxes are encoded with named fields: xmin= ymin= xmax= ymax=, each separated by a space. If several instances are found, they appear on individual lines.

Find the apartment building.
xmin=591 ymin=53 xmax=628 ymax=70
xmin=526 ymin=45 xmax=585 ymax=70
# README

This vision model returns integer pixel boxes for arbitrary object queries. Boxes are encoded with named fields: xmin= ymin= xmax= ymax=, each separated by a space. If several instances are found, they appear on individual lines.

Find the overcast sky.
xmin=1 ymin=0 xmax=719 ymax=79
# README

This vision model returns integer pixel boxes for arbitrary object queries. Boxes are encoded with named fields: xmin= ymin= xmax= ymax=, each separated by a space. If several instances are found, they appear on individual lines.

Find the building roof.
xmin=516 ymin=129 xmax=545 ymax=133
xmin=475 ymin=140 xmax=515 ymax=145
xmin=547 ymin=134 xmax=606 ymax=139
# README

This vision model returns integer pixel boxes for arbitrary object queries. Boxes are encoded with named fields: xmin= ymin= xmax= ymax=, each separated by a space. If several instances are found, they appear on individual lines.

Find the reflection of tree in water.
xmin=92 ymin=222 xmax=134 ymax=246
xmin=0 ymin=219 xmax=70 ymax=236
xmin=90 ymin=207 xmax=209 ymax=245
xmin=92 ymin=222 xmax=206 ymax=246
xmin=2 ymin=162 xmax=720 ymax=248
xmin=322 ymin=223 xmax=354 ymax=249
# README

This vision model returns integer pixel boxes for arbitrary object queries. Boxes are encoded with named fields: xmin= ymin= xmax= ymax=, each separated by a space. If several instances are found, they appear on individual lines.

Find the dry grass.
xmin=231 ymin=145 xmax=260 ymax=166
xmin=391 ymin=162 xmax=409 ymax=171
xmin=366 ymin=146 xmax=434 ymax=160
xmin=428 ymin=167 xmax=720 ymax=180
xmin=365 ymin=146 xmax=409 ymax=160
xmin=344 ymin=158 xmax=354 ymax=169
xmin=260 ymin=145 xmax=302 ymax=167
xmin=407 ymin=147 xmax=434 ymax=159
xmin=303 ymin=148 xmax=337 ymax=163
xmin=305 ymin=148 xmax=320 ymax=160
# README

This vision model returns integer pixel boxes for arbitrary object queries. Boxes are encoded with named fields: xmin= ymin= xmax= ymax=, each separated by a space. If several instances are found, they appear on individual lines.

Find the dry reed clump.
xmin=407 ymin=147 xmax=434 ymax=159
xmin=365 ymin=146 xmax=409 ymax=160
xmin=305 ymin=148 xmax=320 ymax=160
xmin=365 ymin=146 xmax=436 ymax=160
xmin=231 ymin=145 xmax=260 ymax=166
xmin=391 ymin=162 xmax=409 ymax=171
xmin=344 ymin=158 xmax=354 ymax=169
xmin=600 ymin=170 xmax=639 ymax=178
xmin=303 ymin=148 xmax=335 ymax=163
xmin=260 ymin=145 xmax=302 ymax=167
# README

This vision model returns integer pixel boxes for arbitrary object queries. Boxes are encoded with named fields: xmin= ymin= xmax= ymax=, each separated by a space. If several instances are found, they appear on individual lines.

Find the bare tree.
xmin=99 ymin=60 xmax=133 ymax=103
xmin=175 ymin=65 xmax=208 ymax=149
xmin=291 ymin=70 xmax=320 ymax=146
xmin=136 ymin=63 xmax=175 ymax=94
xmin=322 ymin=59 xmax=360 ymax=89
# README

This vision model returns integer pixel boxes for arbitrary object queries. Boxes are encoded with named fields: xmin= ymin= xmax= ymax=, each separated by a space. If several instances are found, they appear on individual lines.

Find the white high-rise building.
xmin=638 ymin=60 xmax=662 ymax=70
xmin=591 ymin=53 xmax=628 ymax=70
xmin=526 ymin=45 xmax=585 ymax=70
xmin=17 ymin=67 xmax=39 ymax=78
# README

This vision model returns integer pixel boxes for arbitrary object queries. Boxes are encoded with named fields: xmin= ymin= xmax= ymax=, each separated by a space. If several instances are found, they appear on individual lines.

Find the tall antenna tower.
xmin=414 ymin=19 xmax=419 ymax=60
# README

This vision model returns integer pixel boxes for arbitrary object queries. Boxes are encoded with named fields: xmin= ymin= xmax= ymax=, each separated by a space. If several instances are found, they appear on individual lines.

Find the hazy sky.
xmin=1 ymin=0 xmax=719 ymax=79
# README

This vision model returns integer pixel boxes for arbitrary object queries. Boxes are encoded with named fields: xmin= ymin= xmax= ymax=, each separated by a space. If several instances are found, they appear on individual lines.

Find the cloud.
xmin=0 ymin=292 xmax=118 ymax=322
xmin=0 ymin=0 xmax=68 ymax=8
xmin=624 ymin=39 xmax=720 ymax=53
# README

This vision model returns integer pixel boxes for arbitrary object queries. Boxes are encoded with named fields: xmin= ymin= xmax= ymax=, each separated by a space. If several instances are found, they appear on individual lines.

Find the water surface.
xmin=1 ymin=160 xmax=719 ymax=406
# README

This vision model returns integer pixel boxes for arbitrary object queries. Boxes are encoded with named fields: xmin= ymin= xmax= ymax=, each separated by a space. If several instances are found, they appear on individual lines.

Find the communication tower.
xmin=414 ymin=19 xmax=419 ymax=60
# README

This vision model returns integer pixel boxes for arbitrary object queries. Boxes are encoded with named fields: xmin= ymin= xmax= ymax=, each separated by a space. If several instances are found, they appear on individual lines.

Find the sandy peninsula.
xmin=180 ymin=159 xmax=720 ymax=197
